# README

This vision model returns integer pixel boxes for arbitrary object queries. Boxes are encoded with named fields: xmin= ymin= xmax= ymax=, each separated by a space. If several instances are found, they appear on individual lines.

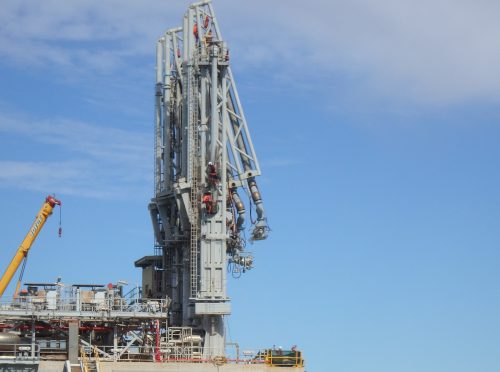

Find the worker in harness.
xmin=202 ymin=192 xmax=215 ymax=214
xmin=207 ymin=162 xmax=219 ymax=186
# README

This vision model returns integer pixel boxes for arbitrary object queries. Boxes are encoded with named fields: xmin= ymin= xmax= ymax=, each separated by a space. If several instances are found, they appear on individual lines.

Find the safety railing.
xmin=83 ymin=344 xmax=160 ymax=362
xmin=93 ymin=345 xmax=101 ymax=369
xmin=0 ymin=343 xmax=40 ymax=362
xmin=80 ymin=345 xmax=90 ymax=372
xmin=72 ymin=344 xmax=303 ymax=367
xmin=0 ymin=296 xmax=168 ymax=317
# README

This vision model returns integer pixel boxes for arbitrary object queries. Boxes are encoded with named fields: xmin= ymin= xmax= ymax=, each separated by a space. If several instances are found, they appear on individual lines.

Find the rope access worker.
xmin=202 ymin=192 xmax=214 ymax=214
xmin=204 ymin=30 xmax=213 ymax=46
xmin=207 ymin=162 xmax=219 ymax=185
xmin=193 ymin=22 xmax=199 ymax=42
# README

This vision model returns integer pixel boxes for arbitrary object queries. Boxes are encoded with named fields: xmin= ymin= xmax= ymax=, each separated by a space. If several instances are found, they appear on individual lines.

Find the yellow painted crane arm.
xmin=0 ymin=195 xmax=61 ymax=298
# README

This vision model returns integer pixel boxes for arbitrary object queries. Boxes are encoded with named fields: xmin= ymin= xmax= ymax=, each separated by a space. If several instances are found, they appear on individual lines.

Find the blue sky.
xmin=1 ymin=1 xmax=500 ymax=371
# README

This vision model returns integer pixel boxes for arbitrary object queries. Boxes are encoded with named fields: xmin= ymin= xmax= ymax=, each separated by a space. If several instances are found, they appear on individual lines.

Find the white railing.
xmin=0 ymin=297 xmax=168 ymax=316
xmin=0 ymin=343 xmax=40 ymax=362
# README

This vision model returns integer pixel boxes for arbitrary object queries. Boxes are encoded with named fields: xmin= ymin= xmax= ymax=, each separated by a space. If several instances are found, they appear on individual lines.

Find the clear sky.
xmin=1 ymin=1 xmax=499 ymax=371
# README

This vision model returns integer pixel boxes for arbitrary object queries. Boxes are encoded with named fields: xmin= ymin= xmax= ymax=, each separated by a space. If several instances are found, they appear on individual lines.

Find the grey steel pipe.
xmin=248 ymin=178 xmax=268 ymax=240
xmin=231 ymin=189 xmax=245 ymax=231
xmin=163 ymin=36 xmax=172 ymax=191
xmin=248 ymin=178 xmax=264 ymax=220
xmin=155 ymin=38 xmax=164 ymax=194
xmin=181 ymin=13 xmax=190 ymax=178
xmin=200 ymin=69 xmax=208 ymax=183
xmin=221 ymin=67 xmax=228 ymax=230
xmin=209 ymin=45 xmax=218 ymax=163
xmin=156 ymin=39 xmax=163 ymax=84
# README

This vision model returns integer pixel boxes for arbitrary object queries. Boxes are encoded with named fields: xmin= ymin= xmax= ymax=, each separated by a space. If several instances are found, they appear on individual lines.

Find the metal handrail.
xmin=0 ymin=343 xmax=40 ymax=361
xmin=0 ymin=296 xmax=168 ymax=316
xmin=93 ymin=345 xmax=101 ymax=371
xmin=69 ymin=344 xmax=303 ymax=366
xmin=80 ymin=346 xmax=89 ymax=372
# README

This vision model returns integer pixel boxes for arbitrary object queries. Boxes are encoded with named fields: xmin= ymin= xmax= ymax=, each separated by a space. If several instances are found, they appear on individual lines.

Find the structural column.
xmin=68 ymin=319 xmax=79 ymax=364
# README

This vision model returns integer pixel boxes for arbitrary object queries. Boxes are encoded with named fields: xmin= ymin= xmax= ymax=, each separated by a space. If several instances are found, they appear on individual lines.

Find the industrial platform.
xmin=0 ymin=1 xmax=305 ymax=371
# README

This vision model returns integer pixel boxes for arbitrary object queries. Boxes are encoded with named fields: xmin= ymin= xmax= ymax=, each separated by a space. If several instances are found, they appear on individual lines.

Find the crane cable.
xmin=58 ymin=202 xmax=62 ymax=238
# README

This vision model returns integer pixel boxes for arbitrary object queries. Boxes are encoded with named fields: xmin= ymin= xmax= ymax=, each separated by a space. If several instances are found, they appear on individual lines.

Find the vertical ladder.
xmin=188 ymin=68 xmax=200 ymax=299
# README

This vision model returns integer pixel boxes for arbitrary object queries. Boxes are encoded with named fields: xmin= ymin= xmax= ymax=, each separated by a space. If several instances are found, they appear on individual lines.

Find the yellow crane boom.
xmin=0 ymin=195 xmax=61 ymax=298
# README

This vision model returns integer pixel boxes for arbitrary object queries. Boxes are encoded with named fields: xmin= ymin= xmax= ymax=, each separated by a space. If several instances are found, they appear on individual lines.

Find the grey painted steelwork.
xmin=149 ymin=0 xmax=269 ymax=358
xmin=0 ymin=295 xmax=168 ymax=320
